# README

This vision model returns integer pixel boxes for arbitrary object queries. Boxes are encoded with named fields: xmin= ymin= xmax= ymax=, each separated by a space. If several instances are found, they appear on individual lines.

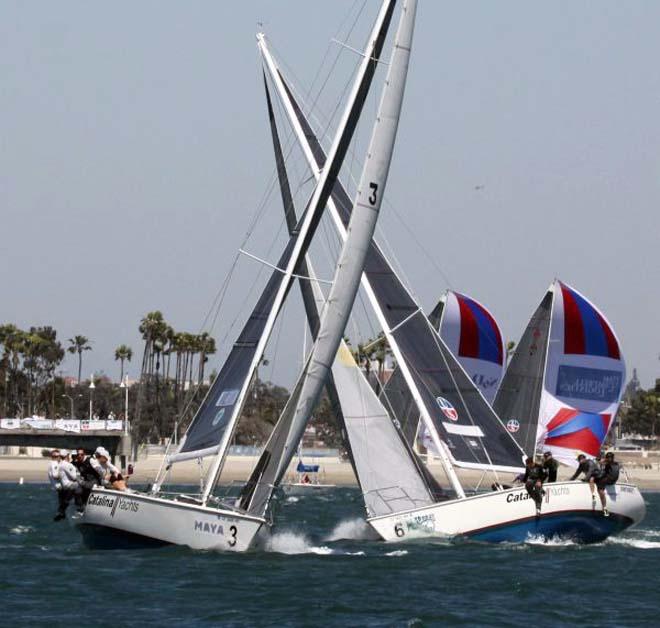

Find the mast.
xmin=259 ymin=20 xmax=467 ymax=498
xmin=243 ymin=0 xmax=419 ymax=515
xmin=197 ymin=0 xmax=397 ymax=503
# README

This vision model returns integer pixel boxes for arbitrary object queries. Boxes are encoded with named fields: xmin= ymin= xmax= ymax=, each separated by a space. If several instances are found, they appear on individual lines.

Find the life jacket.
xmin=78 ymin=457 xmax=102 ymax=483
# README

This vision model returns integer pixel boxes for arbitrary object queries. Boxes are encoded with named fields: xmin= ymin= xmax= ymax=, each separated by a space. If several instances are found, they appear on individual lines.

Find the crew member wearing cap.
xmin=93 ymin=447 xmax=125 ymax=490
xmin=542 ymin=451 xmax=558 ymax=483
xmin=59 ymin=450 xmax=83 ymax=514
xmin=594 ymin=452 xmax=620 ymax=517
xmin=47 ymin=449 xmax=66 ymax=521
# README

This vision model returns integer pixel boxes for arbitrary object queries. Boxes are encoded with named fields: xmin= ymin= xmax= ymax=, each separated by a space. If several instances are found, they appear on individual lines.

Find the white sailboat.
xmin=261 ymin=5 xmax=645 ymax=543
xmin=75 ymin=0 xmax=398 ymax=551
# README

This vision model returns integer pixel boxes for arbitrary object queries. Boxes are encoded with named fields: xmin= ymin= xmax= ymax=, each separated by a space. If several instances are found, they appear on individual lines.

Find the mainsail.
xmin=494 ymin=280 xmax=625 ymax=465
xmin=242 ymin=0 xmax=418 ymax=517
xmin=168 ymin=0 xmax=396 ymax=506
xmin=260 ymin=35 xmax=525 ymax=485
xmin=493 ymin=288 xmax=553 ymax=456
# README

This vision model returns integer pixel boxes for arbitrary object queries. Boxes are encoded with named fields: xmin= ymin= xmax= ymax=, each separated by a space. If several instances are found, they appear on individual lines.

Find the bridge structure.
xmin=0 ymin=429 xmax=133 ymax=470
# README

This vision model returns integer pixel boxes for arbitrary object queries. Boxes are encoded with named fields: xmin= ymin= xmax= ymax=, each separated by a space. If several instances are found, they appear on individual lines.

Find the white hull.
xmin=369 ymin=481 xmax=645 ymax=544
xmin=75 ymin=488 xmax=265 ymax=552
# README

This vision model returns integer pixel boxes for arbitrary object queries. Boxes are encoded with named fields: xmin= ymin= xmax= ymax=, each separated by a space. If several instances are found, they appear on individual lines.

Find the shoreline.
xmin=3 ymin=454 xmax=660 ymax=490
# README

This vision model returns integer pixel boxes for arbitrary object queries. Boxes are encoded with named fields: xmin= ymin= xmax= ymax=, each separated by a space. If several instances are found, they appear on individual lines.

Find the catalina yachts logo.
xmin=436 ymin=396 xmax=458 ymax=421
xmin=506 ymin=419 xmax=520 ymax=433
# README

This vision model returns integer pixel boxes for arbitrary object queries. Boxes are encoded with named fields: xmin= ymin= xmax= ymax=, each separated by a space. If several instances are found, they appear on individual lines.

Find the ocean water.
xmin=2 ymin=485 xmax=659 ymax=627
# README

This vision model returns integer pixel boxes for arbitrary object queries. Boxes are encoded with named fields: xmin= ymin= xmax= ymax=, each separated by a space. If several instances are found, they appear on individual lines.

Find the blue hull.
xmin=467 ymin=510 xmax=633 ymax=544
xmin=77 ymin=523 xmax=172 ymax=550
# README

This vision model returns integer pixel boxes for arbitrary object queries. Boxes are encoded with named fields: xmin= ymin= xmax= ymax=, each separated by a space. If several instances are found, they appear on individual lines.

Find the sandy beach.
xmin=3 ymin=452 xmax=660 ymax=490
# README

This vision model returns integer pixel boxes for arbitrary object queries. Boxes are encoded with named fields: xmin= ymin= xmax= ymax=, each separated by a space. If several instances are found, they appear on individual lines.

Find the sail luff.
xmin=194 ymin=0 xmax=397 ymax=504
xmin=244 ymin=0 xmax=418 ymax=516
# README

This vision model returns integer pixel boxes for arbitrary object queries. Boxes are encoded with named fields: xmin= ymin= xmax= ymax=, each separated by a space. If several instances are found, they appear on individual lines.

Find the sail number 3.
xmin=368 ymin=182 xmax=378 ymax=206
xmin=228 ymin=525 xmax=238 ymax=547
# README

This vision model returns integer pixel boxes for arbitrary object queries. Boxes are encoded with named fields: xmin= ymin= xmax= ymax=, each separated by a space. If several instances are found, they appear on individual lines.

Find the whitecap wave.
xmin=10 ymin=525 xmax=34 ymax=535
xmin=265 ymin=531 xmax=333 ymax=555
xmin=285 ymin=496 xmax=300 ymax=504
xmin=325 ymin=518 xmax=379 ymax=542
xmin=607 ymin=537 xmax=660 ymax=549
xmin=385 ymin=549 xmax=408 ymax=557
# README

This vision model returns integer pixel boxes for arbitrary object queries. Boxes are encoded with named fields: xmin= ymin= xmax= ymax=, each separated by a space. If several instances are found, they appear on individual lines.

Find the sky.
xmin=2 ymin=1 xmax=659 ymax=390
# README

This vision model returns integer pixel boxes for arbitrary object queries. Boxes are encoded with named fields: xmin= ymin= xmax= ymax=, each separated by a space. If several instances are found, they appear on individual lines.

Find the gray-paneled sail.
xmin=493 ymin=289 xmax=553 ymax=456
xmin=265 ymin=52 xmax=525 ymax=474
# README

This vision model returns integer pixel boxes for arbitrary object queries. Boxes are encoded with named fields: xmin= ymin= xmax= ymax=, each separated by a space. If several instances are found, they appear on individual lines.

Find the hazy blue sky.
xmin=2 ymin=1 xmax=659 ymax=390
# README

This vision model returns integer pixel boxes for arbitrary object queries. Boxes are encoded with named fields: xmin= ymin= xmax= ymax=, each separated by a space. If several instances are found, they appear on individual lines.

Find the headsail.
xmin=494 ymin=280 xmax=625 ymax=465
xmin=433 ymin=291 xmax=505 ymax=403
xmin=540 ymin=281 xmax=625 ymax=465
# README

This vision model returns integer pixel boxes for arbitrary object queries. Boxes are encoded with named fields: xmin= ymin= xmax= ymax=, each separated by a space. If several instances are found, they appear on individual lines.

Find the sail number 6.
xmin=394 ymin=523 xmax=405 ymax=538
xmin=368 ymin=182 xmax=378 ymax=206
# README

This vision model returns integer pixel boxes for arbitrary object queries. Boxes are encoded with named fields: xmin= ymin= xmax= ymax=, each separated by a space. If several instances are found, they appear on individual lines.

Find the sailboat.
xmin=262 ymin=9 xmax=646 ymax=543
xmin=75 ymin=0 xmax=399 ymax=551
xmin=494 ymin=280 xmax=628 ymax=465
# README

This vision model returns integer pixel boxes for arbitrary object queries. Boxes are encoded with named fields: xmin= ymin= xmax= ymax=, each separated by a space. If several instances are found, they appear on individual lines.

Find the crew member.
xmin=595 ymin=452 xmax=620 ymax=517
xmin=542 ymin=451 xmax=558 ymax=483
xmin=59 ymin=450 xmax=83 ymax=514
xmin=76 ymin=447 xmax=103 ymax=504
xmin=523 ymin=457 xmax=547 ymax=515
xmin=47 ymin=449 xmax=66 ymax=521
xmin=570 ymin=454 xmax=599 ymax=483
xmin=93 ymin=447 xmax=124 ymax=487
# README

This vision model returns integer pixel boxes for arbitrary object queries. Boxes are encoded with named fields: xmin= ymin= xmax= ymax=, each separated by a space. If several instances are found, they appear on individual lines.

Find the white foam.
xmin=9 ymin=525 xmax=34 ymax=535
xmin=607 ymin=537 xmax=660 ymax=550
xmin=285 ymin=496 xmax=300 ymax=504
xmin=385 ymin=549 xmax=408 ymax=557
xmin=325 ymin=518 xmax=379 ymax=542
xmin=265 ymin=531 xmax=334 ymax=555
xmin=524 ymin=534 xmax=577 ymax=546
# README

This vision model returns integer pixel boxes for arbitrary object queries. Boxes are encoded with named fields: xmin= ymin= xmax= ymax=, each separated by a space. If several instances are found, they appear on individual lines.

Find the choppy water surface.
xmin=2 ymin=485 xmax=659 ymax=627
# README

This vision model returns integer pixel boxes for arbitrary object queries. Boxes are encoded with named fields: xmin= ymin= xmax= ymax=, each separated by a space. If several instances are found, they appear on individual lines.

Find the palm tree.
xmin=114 ymin=344 xmax=133 ymax=382
xmin=67 ymin=335 xmax=91 ymax=384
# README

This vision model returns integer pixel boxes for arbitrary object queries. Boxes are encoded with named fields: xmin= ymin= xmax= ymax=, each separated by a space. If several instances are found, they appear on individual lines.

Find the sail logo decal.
xmin=216 ymin=389 xmax=239 ymax=407
xmin=212 ymin=408 xmax=226 ymax=426
xmin=194 ymin=520 xmax=225 ymax=536
xmin=435 ymin=397 xmax=458 ymax=421
xmin=544 ymin=408 xmax=611 ymax=456
xmin=556 ymin=366 xmax=622 ymax=403
xmin=506 ymin=419 xmax=520 ymax=433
